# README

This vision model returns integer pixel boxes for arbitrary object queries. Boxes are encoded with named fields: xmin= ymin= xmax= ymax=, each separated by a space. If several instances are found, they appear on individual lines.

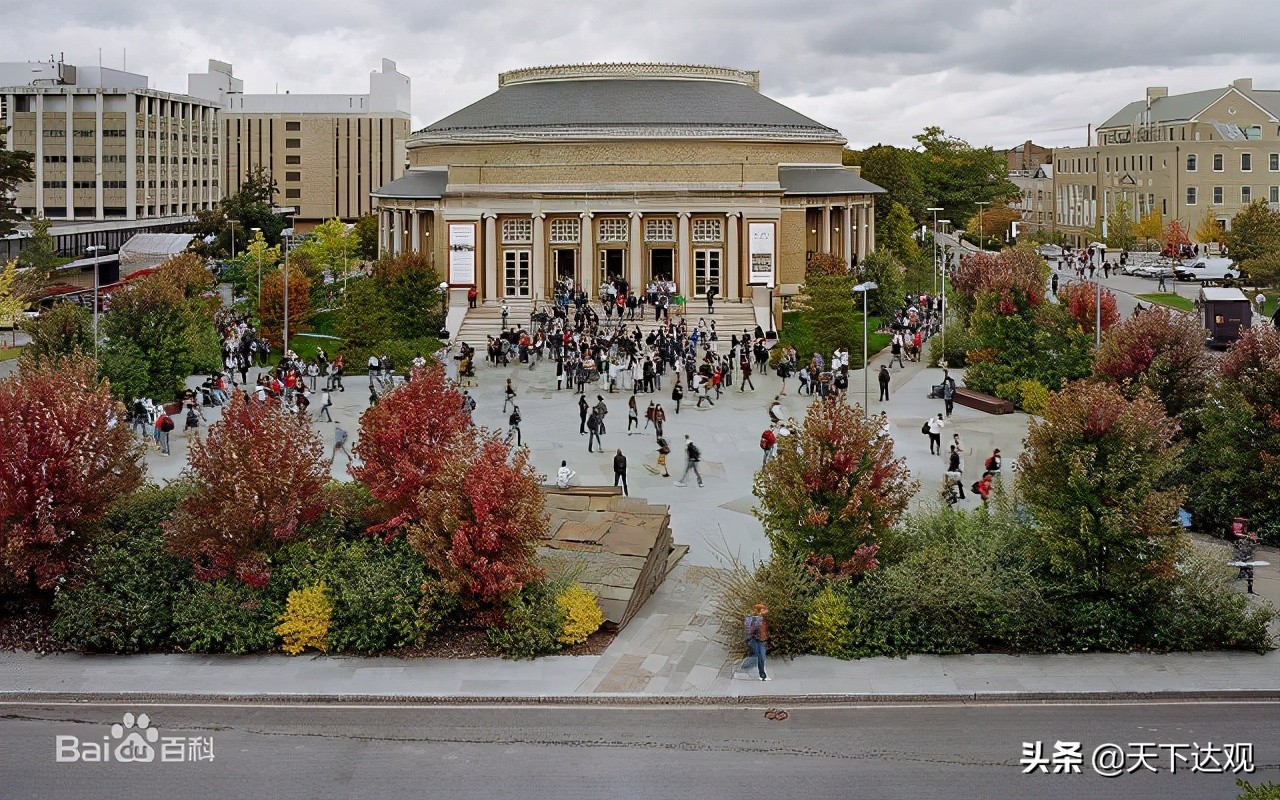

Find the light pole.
xmin=283 ymin=219 xmax=292 ymax=356
xmin=975 ymin=201 xmax=989 ymax=253
xmin=438 ymin=281 xmax=449 ymax=337
xmin=251 ymin=226 xmax=262 ymax=320
xmin=852 ymin=281 xmax=877 ymax=415
xmin=939 ymin=220 xmax=950 ymax=365
xmin=1095 ymin=279 xmax=1102 ymax=347
xmin=927 ymin=207 xmax=943 ymax=295
xmin=87 ymin=244 xmax=105 ymax=360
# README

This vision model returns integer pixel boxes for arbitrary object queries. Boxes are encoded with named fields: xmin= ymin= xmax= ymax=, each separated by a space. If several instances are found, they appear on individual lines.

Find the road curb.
xmin=3 ymin=690 xmax=1279 ymax=706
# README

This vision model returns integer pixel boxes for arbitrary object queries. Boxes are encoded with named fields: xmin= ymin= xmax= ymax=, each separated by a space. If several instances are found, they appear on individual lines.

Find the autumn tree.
xmin=165 ymin=392 xmax=328 ymax=587
xmin=1184 ymin=327 xmax=1280 ymax=543
xmin=1105 ymin=197 xmax=1138 ymax=253
xmin=1059 ymin=281 xmax=1120 ymax=335
xmin=155 ymin=252 xmax=214 ymax=299
xmin=258 ymin=264 xmax=311 ymax=348
xmin=754 ymin=399 xmax=917 ymax=563
xmin=0 ymin=260 xmax=24 ymax=336
xmin=1194 ymin=206 xmax=1225 ymax=247
xmin=1016 ymin=381 xmax=1185 ymax=596
xmin=1092 ymin=306 xmax=1212 ymax=419
xmin=0 ymin=357 xmax=144 ymax=590
xmin=351 ymin=363 xmax=474 ymax=533
xmin=805 ymin=252 xmax=846 ymax=277
xmin=949 ymin=248 xmax=1048 ymax=317
xmin=405 ymin=436 xmax=547 ymax=623
xmin=1163 ymin=218 xmax=1191 ymax=256
xmin=1135 ymin=209 xmax=1164 ymax=251
xmin=1225 ymin=200 xmax=1280 ymax=286
xmin=967 ymin=206 xmax=1020 ymax=246
xmin=19 ymin=302 xmax=93 ymax=366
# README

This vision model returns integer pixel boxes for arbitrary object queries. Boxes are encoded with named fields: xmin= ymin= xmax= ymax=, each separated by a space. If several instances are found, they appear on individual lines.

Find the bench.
xmin=954 ymin=388 xmax=1015 ymax=415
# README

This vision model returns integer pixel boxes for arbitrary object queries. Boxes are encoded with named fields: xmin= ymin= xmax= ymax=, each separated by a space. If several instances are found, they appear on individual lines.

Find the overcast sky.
xmin=8 ymin=0 xmax=1279 ymax=150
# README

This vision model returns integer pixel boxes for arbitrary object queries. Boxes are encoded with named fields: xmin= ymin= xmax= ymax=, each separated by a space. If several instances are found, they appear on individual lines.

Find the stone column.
xmin=726 ymin=213 xmax=740 ymax=300
xmin=857 ymin=204 xmax=870 ymax=262
xmin=579 ymin=212 xmax=594 ymax=300
xmin=868 ymin=204 xmax=876 ymax=255
xmin=410 ymin=209 xmax=421 ymax=253
xmin=65 ymin=93 xmax=73 ymax=220
xmin=678 ymin=212 xmax=692 ymax=297
xmin=820 ymin=205 xmax=832 ymax=254
xmin=843 ymin=206 xmax=854 ymax=269
xmin=95 ymin=92 xmax=104 ymax=219
xmin=484 ymin=214 xmax=498 ymax=303
xmin=392 ymin=208 xmax=403 ymax=255
xmin=33 ymin=94 xmax=43 ymax=219
xmin=628 ymin=211 xmax=642 ymax=290
xmin=532 ymin=213 xmax=546 ymax=299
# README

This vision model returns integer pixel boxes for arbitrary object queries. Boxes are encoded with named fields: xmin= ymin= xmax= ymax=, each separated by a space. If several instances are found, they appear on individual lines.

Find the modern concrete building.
xmin=1 ymin=57 xmax=222 ymax=236
xmin=188 ymin=59 xmax=411 ymax=229
xmin=1053 ymin=79 xmax=1280 ymax=245
xmin=372 ymin=63 xmax=882 ymax=328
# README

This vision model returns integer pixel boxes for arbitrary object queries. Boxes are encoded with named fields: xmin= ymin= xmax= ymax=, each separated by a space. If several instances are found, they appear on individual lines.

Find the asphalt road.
xmin=1 ymin=700 xmax=1276 ymax=799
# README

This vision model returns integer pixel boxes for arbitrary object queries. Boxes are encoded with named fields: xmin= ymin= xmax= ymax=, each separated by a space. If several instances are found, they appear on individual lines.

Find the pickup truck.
xmin=1175 ymin=257 xmax=1239 ymax=282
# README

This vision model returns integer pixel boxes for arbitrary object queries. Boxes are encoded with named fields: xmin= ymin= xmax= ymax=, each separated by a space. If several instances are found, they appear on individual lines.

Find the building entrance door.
xmin=598 ymin=249 xmax=624 ymax=297
xmin=552 ymin=248 xmax=577 ymax=296
xmin=694 ymin=249 xmax=721 ymax=298
xmin=503 ymin=250 xmax=531 ymax=298
xmin=648 ymin=248 xmax=674 ymax=288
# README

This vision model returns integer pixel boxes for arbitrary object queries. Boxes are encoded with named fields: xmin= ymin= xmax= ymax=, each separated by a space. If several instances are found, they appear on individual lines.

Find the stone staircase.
xmin=453 ymin=298 xmax=760 ymax=347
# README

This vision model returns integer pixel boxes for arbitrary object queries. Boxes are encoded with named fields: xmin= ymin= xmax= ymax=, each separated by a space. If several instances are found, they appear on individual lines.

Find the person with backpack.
xmin=744 ymin=603 xmax=770 ymax=680
xmin=760 ymin=425 xmax=777 ymax=466
xmin=508 ymin=405 xmax=523 ymax=447
xmin=926 ymin=413 xmax=946 ymax=455
xmin=154 ymin=409 xmax=173 ymax=456
xmin=183 ymin=405 xmax=200 ymax=438
xmin=674 ymin=435 xmax=703 ymax=487
xmin=983 ymin=448 xmax=1002 ymax=477
xmin=131 ymin=398 xmax=149 ymax=441
xmin=613 ymin=449 xmax=629 ymax=496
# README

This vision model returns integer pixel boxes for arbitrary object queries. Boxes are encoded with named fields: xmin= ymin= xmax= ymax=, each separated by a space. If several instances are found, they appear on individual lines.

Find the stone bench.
xmin=954 ymin=388 xmax=1016 ymax=415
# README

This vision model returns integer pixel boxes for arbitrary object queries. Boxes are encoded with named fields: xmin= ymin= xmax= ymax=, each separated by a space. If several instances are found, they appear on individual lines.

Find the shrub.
xmin=487 ymin=584 xmax=565 ymax=660
xmin=1017 ymin=379 xmax=1050 ymax=415
xmin=806 ymin=585 xmax=853 ymax=657
xmin=712 ymin=555 xmax=818 ymax=659
xmin=1144 ymin=545 xmax=1274 ymax=652
xmin=1237 ymin=779 xmax=1280 ymax=800
xmin=171 ymin=579 xmax=281 ymax=654
xmin=50 ymin=485 xmax=191 ymax=653
xmin=275 ymin=583 xmax=333 ymax=655
xmin=556 ymin=584 xmax=605 ymax=645
xmin=272 ymin=537 xmax=426 ymax=653
xmin=417 ymin=577 xmax=463 ymax=641
xmin=928 ymin=323 xmax=971 ymax=368
xmin=342 ymin=338 xmax=443 ymax=376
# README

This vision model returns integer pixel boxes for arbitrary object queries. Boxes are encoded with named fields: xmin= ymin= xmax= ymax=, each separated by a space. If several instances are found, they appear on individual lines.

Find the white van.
xmin=1174 ymin=257 xmax=1238 ymax=282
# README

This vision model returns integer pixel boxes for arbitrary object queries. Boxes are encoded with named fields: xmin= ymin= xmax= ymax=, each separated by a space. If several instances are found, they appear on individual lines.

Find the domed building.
xmin=372 ymin=63 xmax=882 ymax=329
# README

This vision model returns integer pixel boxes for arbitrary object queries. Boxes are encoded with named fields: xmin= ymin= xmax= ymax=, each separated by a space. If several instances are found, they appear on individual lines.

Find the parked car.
xmin=1175 ymin=257 xmax=1238 ymax=282
xmin=1135 ymin=263 xmax=1176 ymax=279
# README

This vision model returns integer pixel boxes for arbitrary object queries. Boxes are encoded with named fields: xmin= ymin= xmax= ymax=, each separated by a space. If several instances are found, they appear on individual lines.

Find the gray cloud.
xmin=6 ymin=0 xmax=1279 ymax=149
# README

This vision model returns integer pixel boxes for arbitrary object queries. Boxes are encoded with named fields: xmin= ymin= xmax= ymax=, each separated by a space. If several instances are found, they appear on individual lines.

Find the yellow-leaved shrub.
xmin=806 ymin=584 xmax=853 ymax=657
xmin=556 ymin=584 xmax=604 ymax=645
xmin=275 ymin=582 xmax=332 ymax=655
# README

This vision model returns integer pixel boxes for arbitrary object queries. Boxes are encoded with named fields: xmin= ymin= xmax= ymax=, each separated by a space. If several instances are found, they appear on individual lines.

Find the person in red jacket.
xmin=760 ymin=426 xmax=777 ymax=466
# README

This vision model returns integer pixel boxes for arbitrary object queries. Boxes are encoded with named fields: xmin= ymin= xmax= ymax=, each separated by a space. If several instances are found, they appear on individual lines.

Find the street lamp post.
xmin=975 ymin=201 xmax=989 ymax=252
xmin=939 ymin=220 xmax=950 ymax=365
xmin=927 ymin=207 xmax=943 ymax=295
xmin=283 ymin=221 xmax=291 ymax=357
xmin=1095 ymin=279 xmax=1102 ymax=347
xmin=87 ymin=244 xmax=104 ymax=360
xmin=852 ymin=281 xmax=878 ymax=415
xmin=438 ymin=281 xmax=449 ymax=337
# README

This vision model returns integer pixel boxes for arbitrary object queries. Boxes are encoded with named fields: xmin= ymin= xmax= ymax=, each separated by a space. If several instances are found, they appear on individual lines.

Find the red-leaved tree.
xmin=1092 ymin=306 xmax=1212 ymax=418
xmin=352 ymin=363 xmax=474 ymax=534
xmin=1060 ymin=281 xmax=1120 ymax=334
xmin=950 ymin=248 xmax=1048 ymax=315
xmin=405 ymin=436 xmax=547 ymax=623
xmin=165 ymin=392 xmax=327 ymax=586
xmin=753 ymin=398 xmax=918 ymax=563
xmin=1163 ymin=219 xmax=1191 ymax=256
xmin=0 ymin=357 xmax=144 ymax=589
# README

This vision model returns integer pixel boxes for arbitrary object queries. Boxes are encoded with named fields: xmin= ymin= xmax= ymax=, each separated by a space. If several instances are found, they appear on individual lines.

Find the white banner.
xmin=747 ymin=222 xmax=775 ymax=287
xmin=447 ymin=223 xmax=476 ymax=285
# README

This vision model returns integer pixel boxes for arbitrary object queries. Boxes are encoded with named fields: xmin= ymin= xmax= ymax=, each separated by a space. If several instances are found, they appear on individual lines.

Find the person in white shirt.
xmin=556 ymin=460 xmax=577 ymax=489
xmin=926 ymin=413 xmax=946 ymax=455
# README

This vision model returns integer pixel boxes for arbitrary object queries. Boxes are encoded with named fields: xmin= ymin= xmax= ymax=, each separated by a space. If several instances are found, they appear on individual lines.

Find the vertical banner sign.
xmin=448 ymin=223 xmax=476 ymax=285
xmin=748 ymin=222 xmax=776 ymax=287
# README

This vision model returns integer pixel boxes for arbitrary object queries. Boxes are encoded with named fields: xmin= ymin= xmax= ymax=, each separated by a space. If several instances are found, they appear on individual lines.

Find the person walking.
xmin=503 ymin=378 xmax=517 ymax=413
xmin=674 ymin=435 xmax=703 ymax=487
xmin=889 ymin=334 xmax=905 ymax=369
xmin=941 ymin=370 xmax=957 ymax=418
xmin=744 ymin=603 xmax=770 ymax=681
xmin=593 ymin=395 xmax=609 ymax=434
xmin=332 ymin=425 xmax=351 ymax=464
xmin=318 ymin=388 xmax=334 ymax=422
xmin=946 ymin=444 xmax=966 ymax=499
xmin=926 ymin=413 xmax=946 ymax=455
xmin=706 ymin=286 xmax=717 ymax=315
xmin=1157 ymin=271 xmax=1168 ymax=292
xmin=578 ymin=394 xmax=589 ymax=435
xmin=154 ymin=409 xmax=173 ymax=456
xmin=878 ymin=364 xmax=891 ymax=402
xmin=508 ymin=405 xmax=523 ymax=447
xmin=613 ymin=449 xmax=629 ymax=496
xmin=982 ymin=448 xmax=1002 ymax=477
xmin=655 ymin=436 xmax=671 ymax=477
xmin=740 ymin=355 xmax=755 ymax=392
xmin=627 ymin=395 xmax=640 ymax=434
xmin=671 ymin=381 xmax=684 ymax=414
xmin=587 ymin=408 xmax=603 ymax=453
xmin=760 ymin=425 xmax=777 ymax=466
xmin=653 ymin=402 xmax=666 ymax=439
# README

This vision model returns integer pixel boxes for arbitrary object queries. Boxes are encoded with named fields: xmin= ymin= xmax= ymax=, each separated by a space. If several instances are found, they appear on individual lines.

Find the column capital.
xmin=629 ymin=210 xmax=642 ymax=219
xmin=532 ymin=212 xmax=546 ymax=220
xmin=482 ymin=212 xmax=498 ymax=220
xmin=678 ymin=211 xmax=691 ymax=220
xmin=579 ymin=211 xmax=594 ymax=219
xmin=727 ymin=211 xmax=742 ymax=218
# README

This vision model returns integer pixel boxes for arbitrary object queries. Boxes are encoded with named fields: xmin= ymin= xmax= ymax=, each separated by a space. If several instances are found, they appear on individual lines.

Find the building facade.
xmin=372 ymin=63 xmax=881 ymax=316
xmin=1053 ymin=79 xmax=1280 ymax=245
xmin=1010 ymin=162 xmax=1053 ymax=236
xmin=2 ymin=58 xmax=222 ymax=224
xmin=188 ymin=59 xmax=410 ymax=228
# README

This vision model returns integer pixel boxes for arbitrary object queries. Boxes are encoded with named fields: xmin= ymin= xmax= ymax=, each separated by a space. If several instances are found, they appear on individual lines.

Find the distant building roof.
xmin=118 ymin=233 xmax=196 ymax=265
xmin=1099 ymin=84 xmax=1280 ymax=129
xmin=371 ymin=168 xmax=448 ymax=199
xmin=412 ymin=63 xmax=844 ymax=146
xmin=777 ymin=165 xmax=885 ymax=195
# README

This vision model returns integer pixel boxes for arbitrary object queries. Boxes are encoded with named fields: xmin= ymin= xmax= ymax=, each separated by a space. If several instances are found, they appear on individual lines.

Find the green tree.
xmin=912 ymin=126 xmax=1020 ymax=224
xmin=293 ymin=218 xmax=357 ymax=285
xmin=858 ymin=249 xmax=905 ymax=318
xmin=352 ymin=214 xmax=379 ymax=261
xmin=1017 ymin=380 xmax=1186 ymax=596
xmin=0 ymin=127 xmax=35 ymax=237
xmin=16 ymin=217 xmax=60 ymax=294
xmin=100 ymin=275 xmax=192 ymax=399
xmin=372 ymin=252 xmax=445 ymax=339
xmin=0 ymin=260 xmax=24 ymax=333
xmin=878 ymin=201 xmax=930 ymax=296
xmin=845 ymin=145 xmax=926 ymax=223
xmin=190 ymin=166 xmax=285 ymax=255
xmin=337 ymin=276 xmax=393 ymax=348
xmin=1225 ymin=200 xmax=1280 ymax=286
xmin=1194 ymin=205 xmax=1225 ymax=247
xmin=1106 ymin=197 xmax=1138 ymax=253
xmin=19 ymin=302 xmax=93 ymax=366
xmin=800 ymin=274 xmax=859 ymax=360
xmin=1135 ymin=210 xmax=1164 ymax=251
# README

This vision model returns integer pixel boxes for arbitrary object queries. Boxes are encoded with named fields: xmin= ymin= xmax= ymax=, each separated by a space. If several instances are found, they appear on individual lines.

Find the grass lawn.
xmin=778 ymin=310 xmax=892 ymax=368
xmin=0 ymin=345 xmax=24 ymax=362
xmin=1137 ymin=293 xmax=1194 ymax=312
xmin=310 ymin=309 xmax=341 ymax=338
